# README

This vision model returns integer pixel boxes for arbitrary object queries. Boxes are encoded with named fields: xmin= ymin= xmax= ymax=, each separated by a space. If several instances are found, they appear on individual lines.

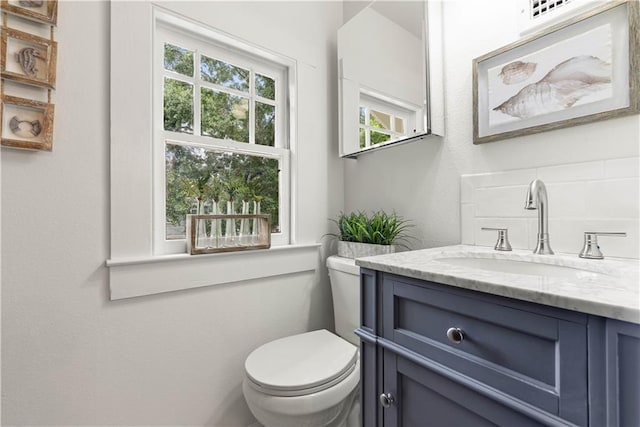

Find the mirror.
xmin=337 ymin=1 xmax=443 ymax=157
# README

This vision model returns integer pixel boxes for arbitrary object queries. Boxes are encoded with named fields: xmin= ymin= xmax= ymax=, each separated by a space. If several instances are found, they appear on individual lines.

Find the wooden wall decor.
xmin=1 ymin=0 xmax=58 ymax=151
xmin=0 ymin=94 xmax=54 ymax=151
xmin=0 ymin=0 xmax=57 ymax=25
xmin=1 ymin=27 xmax=57 ymax=89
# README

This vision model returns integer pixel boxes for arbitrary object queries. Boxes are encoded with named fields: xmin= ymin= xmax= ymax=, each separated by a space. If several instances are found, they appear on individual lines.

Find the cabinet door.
xmin=606 ymin=319 xmax=640 ymax=427
xmin=381 ymin=352 xmax=547 ymax=427
xmin=382 ymin=274 xmax=588 ymax=425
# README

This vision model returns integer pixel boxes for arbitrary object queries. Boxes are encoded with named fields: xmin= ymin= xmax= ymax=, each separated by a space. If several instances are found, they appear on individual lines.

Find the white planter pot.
xmin=337 ymin=241 xmax=397 ymax=259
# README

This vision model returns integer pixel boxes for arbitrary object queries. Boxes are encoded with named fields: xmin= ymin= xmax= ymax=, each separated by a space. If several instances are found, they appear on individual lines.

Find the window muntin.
xmin=155 ymin=22 xmax=289 ymax=254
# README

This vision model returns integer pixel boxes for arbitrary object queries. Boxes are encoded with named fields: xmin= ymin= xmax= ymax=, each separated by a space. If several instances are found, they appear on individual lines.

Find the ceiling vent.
xmin=518 ymin=0 xmax=605 ymax=35
xmin=531 ymin=0 xmax=572 ymax=20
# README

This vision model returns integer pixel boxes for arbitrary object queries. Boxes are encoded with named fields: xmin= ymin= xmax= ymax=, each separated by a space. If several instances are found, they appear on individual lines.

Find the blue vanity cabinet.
xmin=357 ymin=269 xmax=639 ymax=427
xmin=604 ymin=319 xmax=640 ymax=427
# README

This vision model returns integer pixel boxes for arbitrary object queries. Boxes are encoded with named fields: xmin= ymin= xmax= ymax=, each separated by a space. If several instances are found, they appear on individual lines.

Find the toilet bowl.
xmin=242 ymin=256 xmax=361 ymax=427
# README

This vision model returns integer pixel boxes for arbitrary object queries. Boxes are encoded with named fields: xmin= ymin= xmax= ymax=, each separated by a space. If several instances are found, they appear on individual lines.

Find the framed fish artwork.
xmin=473 ymin=0 xmax=639 ymax=144
xmin=0 ymin=0 xmax=58 ymax=25
xmin=0 ymin=27 xmax=57 ymax=89
xmin=1 ymin=95 xmax=54 ymax=151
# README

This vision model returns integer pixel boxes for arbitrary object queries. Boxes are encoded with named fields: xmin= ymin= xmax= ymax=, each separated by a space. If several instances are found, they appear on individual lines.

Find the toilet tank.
xmin=326 ymin=255 xmax=361 ymax=346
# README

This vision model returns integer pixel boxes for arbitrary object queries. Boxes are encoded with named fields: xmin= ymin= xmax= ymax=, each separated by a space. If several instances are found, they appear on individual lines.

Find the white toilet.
xmin=242 ymin=255 xmax=361 ymax=427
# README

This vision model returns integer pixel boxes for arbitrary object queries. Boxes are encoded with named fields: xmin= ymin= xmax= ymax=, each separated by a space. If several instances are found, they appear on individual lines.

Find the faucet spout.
xmin=525 ymin=179 xmax=554 ymax=255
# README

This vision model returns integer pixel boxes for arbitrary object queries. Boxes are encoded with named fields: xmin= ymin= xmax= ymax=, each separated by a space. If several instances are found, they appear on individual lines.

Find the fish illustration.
xmin=498 ymin=61 xmax=537 ymax=85
xmin=15 ymin=47 xmax=44 ymax=77
xmin=493 ymin=55 xmax=611 ymax=119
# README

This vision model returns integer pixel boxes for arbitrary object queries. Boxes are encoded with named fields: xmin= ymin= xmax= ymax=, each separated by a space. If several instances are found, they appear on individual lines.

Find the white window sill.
xmin=106 ymin=243 xmax=321 ymax=300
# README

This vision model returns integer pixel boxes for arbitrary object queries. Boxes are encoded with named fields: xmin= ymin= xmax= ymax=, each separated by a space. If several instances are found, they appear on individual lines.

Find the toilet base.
xmin=243 ymin=380 xmax=360 ymax=427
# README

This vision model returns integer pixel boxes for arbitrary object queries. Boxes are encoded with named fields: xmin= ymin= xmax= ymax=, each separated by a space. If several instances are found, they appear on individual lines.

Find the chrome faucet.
xmin=524 ymin=179 xmax=554 ymax=255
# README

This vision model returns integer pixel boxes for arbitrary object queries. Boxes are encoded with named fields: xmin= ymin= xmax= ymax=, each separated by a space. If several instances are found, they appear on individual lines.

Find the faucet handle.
xmin=579 ymin=232 xmax=626 ymax=259
xmin=481 ymin=227 xmax=512 ymax=251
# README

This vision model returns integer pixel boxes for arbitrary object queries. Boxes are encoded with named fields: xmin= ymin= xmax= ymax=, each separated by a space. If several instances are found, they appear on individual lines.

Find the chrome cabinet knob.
xmin=379 ymin=392 xmax=395 ymax=408
xmin=579 ymin=232 xmax=626 ymax=259
xmin=446 ymin=327 xmax=464 ymax=344
xmin=481 ymin=227 xmax=512 ymax=251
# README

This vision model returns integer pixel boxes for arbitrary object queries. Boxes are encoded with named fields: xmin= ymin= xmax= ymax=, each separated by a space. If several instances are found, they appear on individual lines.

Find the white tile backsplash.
xmin=465 ymin=168 xmax=537 ymax=189
xmin=586 ymin=179 xmax=640 ymax=219
xmin=475 ymin=186 xmax=537 ymax=218
xmin=461 ymin=157 xmax=639 ymax=259
xmin=546 ymin=182 xmax=589 ymax=218
xmin=460 ymin=203 xmax=475 ymax=245
xmin=605 ymin=157 xmax=640 ymax=179
xmin=536 ymin=161 xmax=604 ymax=183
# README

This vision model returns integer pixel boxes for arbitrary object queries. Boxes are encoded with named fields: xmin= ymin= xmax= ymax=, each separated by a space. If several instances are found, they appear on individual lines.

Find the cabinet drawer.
xmin=382 ymin=274 xmax=588 ymax=425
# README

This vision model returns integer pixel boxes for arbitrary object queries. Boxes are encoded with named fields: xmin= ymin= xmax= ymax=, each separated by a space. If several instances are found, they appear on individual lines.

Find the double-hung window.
xmin=154 ymin=20 xmax=291 ymax=255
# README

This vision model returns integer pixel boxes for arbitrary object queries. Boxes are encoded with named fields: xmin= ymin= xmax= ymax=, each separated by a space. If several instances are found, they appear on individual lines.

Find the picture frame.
xmin=0 ymin=0 xmax=58 ymax=25
xmin=1 ymin=27 xmax=58 ymax=89
xmin=1 ymin=95 xmax=54 ymax=151
xmin=473 ymin=0 xmax=639 ymax=144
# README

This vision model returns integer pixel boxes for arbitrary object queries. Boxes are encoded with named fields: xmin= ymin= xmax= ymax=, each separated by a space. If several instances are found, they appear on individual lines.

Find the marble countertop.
xmin=355 ymin=245 xmax=640 ymax=324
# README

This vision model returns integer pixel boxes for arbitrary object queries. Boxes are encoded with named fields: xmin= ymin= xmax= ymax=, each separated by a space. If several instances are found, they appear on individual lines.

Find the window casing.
xmin=109 ymin=3 xmax=317 ymax=300
xmin=153 ymin=21 xmax=291 ymax=255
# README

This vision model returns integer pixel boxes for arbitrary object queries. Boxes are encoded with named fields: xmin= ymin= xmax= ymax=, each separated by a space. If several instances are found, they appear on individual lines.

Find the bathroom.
xmin=1 ymin=0 xmax=638 ymax=425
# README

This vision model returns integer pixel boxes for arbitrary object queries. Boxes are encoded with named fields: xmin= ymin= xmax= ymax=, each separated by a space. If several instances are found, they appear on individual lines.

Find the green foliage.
xmin=165 ymin=144 xmax=280 ymax=236
xmin=201 ymin=55 xmax=249 ymax=91
xmin=164 ymin=43 xmax=194 ymax=76
xmin=370 ymin=131 xmax=391 ymax=145
xmin=255 ymin=74 xmax=275 ymax=100
xmin=333 ymin=211 xmax=411 ymax=246
xmin=164 ymin=79 xmax=194 ymax=133
xmin=255 ymin=102 xmax=275 ymax=146
xmin=200 ymin=88 xmax=249 ymax=142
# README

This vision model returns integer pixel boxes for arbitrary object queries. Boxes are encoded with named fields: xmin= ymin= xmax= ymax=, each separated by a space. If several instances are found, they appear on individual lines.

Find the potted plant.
xmin=331 ymin=210 xmax=412 ymax=259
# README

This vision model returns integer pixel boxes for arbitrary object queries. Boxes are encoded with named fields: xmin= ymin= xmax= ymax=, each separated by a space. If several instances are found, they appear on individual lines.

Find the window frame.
xmin=153 ymin=17 xmax=292 ymax=255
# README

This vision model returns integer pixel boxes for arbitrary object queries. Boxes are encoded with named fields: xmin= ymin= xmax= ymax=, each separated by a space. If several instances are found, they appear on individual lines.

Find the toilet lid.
xmin=245 ymin=329 xmax=358 ymax=395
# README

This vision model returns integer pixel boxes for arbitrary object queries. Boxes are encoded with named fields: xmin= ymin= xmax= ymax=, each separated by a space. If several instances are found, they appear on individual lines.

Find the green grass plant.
xmin=333 ymin=211 xmax=411 ymax=246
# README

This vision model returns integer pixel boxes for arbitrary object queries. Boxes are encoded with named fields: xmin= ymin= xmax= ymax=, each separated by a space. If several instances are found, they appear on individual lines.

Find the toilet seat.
xmin=245 ymin=329 xmax=358 ymax=397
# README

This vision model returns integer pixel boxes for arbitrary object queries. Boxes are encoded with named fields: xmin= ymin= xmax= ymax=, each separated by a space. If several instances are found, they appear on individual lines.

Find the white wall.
xmin=344 ymin=0 xmax=640 ymax=252
xmin=1 ymin=1 xmax=343 ymax=425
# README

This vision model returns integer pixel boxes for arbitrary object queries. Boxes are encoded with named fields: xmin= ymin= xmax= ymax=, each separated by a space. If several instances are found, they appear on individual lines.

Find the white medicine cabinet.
xmin=337 ymin=1 xmax=444 ymax=158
